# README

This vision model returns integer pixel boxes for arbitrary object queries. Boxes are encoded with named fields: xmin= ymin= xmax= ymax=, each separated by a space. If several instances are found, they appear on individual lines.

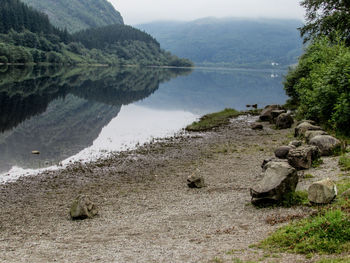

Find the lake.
xmin=0 ymin=65 xmax=287 ymax=182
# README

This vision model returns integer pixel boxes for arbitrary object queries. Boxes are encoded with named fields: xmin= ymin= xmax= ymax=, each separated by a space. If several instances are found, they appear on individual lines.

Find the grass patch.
xmin=260 ymin=209 xmax=350 ymax=254
xmin=304 ymin=173 xmax=315 ymax=179
xmin=186 ymin=108 xmax=241 ymax=132
xmin=339 ymin=156 xmax=350 ymax=171
xmin=316 ymin=258 xmax=350 ymax=263
xmin=282 ymin=191 xmax=309 ymax=207
xmin=312 ymin=158 xmax=324 ymax=168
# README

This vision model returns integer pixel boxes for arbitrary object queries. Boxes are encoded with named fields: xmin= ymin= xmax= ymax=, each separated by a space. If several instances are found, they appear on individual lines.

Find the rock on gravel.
xmin=304 ymin=130 xmax=328 ymax=143
xmin=274 ymin=146 xmax=294 ymax=159
xmin=289 ymin=140 xmax=302 ymax=148
xmin=70 ymin=195 xmax=98 ymax=220
xmin=250 ymin=161 xmax=298 ymax=205
xmin=259 ymin=105 xmax=283 ymax=122
xmin=294 ymin=122 xmax=322 ymax=137
xmin=309 ymin=135 xmax=341 ymax=156
xmin=251 ymin=123 xmax=263 ymax=130
xmin=308 ymin=178 xmax=337 ymax=204
xmin=187 ymin=173 xmax=205 ymax=188
xmin=288 ymin=145 xmax=320 ymax=170
xmin=276 ymin=113 xmax=294 ymax=129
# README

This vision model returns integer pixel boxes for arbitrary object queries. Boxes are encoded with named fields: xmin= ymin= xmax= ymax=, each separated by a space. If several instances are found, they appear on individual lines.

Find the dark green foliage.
xmin=260 ymin=209 xmax=350 ymax=254
xmin=72 ymin=24 xmax=159 ymax=50
xmin=284 ymin=37 xmax=350 ymax=135
xmin=21 ymin=0 xmax=124 ymax=33
xmin=137 ymin=18 xmax=303 ymax=68
xmin=300 ymin=0 xmax=350 ymax=45
xmin=0 ymin=0 xmax=69 ymax=42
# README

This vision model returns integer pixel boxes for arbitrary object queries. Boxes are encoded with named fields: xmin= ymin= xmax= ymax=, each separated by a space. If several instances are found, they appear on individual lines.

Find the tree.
xmin=300 ymin=0 xmax=350 ymax=45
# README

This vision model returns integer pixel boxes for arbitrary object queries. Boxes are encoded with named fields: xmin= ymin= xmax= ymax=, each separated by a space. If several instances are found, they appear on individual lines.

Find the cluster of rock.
xmin=254 ymin=104 xmax=294 ymax=130
xmin=250 ymin=115 xmax=341 ymax=205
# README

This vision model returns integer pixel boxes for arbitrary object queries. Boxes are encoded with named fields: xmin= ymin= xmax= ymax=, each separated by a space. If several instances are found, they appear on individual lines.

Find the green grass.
xmin=312 ymin=158 xmax=324 ymax=168
xmin=281 ymin=191 xmax=309 ymax=207
xmin=316 ymin=258 xmax=350 ymax=263
xmin=339 ymin=156 xmax=350 ymax=171
xmin=260 ymin=209 xmax=350 ymax=254
xmin=186 ymin=108 xmax=241 ymax=132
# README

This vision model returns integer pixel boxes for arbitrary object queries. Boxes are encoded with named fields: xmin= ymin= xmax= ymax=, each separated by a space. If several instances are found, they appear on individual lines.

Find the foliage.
xmin=21 ymin=0 xmax=124 ymax=33
xmin=186 ymin=108 xmax=241 ymax=132
xmin=281 ymin=191 xmax=309 ymax=207
xmin=260 ymin=209 xmax=350 ymax=254
xmin=137 ymin=18 xmax=303 ymax=68
xmin=299 ymin=0 xmax=350 ymax=45
xmin=72 ymin=24 xmax=159 ymax=50
xmin=0 ymin=0 xmax=69 ymax=42
xmin=284 ymin=37 xmax=350 ymax=135
xmin=339 ymin=155 xmax=350 ymax=171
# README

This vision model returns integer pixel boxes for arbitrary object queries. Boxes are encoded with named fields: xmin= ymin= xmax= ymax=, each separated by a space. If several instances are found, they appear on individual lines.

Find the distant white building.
xmin=271 ymin=62 xmax=279 ymax=66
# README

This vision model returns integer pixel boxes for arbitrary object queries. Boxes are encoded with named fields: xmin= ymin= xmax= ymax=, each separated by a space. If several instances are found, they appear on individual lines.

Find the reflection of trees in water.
xmin=0 ymin=66 xmax=191 ymax=173
xmin=0 ymin=66 xmax=191 ymax=132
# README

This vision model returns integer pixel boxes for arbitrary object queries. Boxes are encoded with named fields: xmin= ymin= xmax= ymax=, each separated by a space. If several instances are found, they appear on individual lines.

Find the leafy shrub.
xmin=284 ymin=37 xmax=350 ymax=135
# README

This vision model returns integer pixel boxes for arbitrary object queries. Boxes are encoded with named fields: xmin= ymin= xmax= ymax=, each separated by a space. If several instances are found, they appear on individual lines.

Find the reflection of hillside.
xmin=139 ymin=69 xmax=288 ymax=114
xmin=0 ymin=66 xmax=191 ymax=173
xmin=0 ymin=66 xmax=191 ymax=132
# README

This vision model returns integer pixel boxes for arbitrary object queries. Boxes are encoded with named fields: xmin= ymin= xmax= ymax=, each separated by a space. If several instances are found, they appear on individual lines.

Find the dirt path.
xmin=0 ymin=116 xmax=341 ymax=263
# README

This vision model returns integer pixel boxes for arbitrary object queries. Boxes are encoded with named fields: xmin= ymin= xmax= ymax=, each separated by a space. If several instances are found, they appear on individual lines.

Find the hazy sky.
xmin=109 ymin=0 xmax=305 ymax=25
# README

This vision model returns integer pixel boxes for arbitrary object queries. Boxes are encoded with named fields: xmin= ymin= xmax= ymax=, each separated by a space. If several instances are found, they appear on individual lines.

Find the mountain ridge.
xmin=21 ymin=0 xmax=124 ymax=32
xmin=137 ymin=17 xmax=304 ymax=68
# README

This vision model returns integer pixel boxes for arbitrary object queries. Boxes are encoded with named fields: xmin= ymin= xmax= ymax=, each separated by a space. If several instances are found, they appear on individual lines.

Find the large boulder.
xmin=270 ymin=110 xmax=286 ymax=124
xmin=250 ymin=161 xmax=298 ymax=205
xmin=295 ymin=122 xmax=322 ymax=137
xmin=259 ymin=105 xmax=283 ymax=122
xmin=70 ymin=195 xmax=98 ymax=220
xmin=274 ymin=146 xmax=294 ymax=159
xmin=276 ymin=113 xmax=294 ymax=129
xmin=288 ymin=145 xmax=320 ymax=170
xmin=308 ymin=179 xmax=337 ymax=204
xmin=309 ymin=135 xmax=341 ymax=156
xmin=261 ymin=157 xmax=288 ymax=170
xmin=305 ymin=130 xmax=328 ymax=143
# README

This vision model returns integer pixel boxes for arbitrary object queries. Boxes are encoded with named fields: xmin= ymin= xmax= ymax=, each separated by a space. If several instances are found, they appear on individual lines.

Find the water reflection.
xmin=138 ymin=68 xmax=288 ymax=114
xmin=0 ymin=66 xmax=191 ymax=174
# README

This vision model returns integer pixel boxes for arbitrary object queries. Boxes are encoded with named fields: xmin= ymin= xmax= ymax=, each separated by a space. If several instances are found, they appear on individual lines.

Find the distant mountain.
xmin=137 ymin=18 xmax=304 ymax=68
xmin=21 ymin=0 xmax=124 ymax=32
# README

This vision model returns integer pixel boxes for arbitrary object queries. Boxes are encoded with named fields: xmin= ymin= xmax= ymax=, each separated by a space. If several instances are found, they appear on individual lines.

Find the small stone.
xmin=70 ymin=195 xmax=98 ymax=220
xmin=297 ymin=120 xmax=317 ymax=126
xmin=309 ymin=135 xmax=341 ymax=156
xmin=288 ymin=145 xmax=320 ymax=170
xmin=251 ymin=123 xmax=263 ymax=130
xmin=274 ymin=146 xmax=294 ymax=159
xmin=295 ymin=122 xmax=322 ymax=137
xmin=289 ymin=140 xmax=302 ymax=148
xmin=187 ymin=173 xmax=205 ymax=188
xmin=308 ymin=179 xmax=337 ymax=204
xmin=261 ymin=157 xmax=288 ymax=170
xmin=31 ymin=150 xmax=40 ymax=155
xmin=305 ymin=130 xmax=328 ymax=143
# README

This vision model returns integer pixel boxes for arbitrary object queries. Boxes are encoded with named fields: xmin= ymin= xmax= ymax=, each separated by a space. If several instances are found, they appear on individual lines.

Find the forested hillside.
xmin=137 ymin=18 xmax=304 ymax=68
xmin=0 ymin=0 xmax=192 ymax=66
xmin=21 ymin=0 xmax=124 ymax=32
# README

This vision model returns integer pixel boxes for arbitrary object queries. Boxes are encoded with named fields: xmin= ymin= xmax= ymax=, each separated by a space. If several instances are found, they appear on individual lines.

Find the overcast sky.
xmin=109 ymin=0 xmax=305 ymax=25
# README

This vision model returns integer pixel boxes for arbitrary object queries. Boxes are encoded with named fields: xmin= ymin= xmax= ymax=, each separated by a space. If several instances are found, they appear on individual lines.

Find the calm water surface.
xmin=0 ymin=65 xmax=287 ymax=182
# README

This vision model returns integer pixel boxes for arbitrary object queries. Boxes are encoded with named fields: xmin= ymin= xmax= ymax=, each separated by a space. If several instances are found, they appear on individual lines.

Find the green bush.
xmin=284 ymin=37 xmax=350 ymax=135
